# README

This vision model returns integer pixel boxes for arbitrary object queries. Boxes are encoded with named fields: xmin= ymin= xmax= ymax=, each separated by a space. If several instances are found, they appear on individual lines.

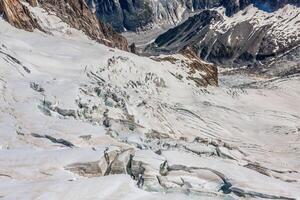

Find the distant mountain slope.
xmin=87 ymin=0 xmax=299 ymax=32
xmin=149 ymin=5 xmax=300 ymax=75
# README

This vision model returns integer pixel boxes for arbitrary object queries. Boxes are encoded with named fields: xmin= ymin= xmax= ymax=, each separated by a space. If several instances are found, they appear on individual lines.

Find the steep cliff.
xmin=38 ymin=0 xmax=128 ymax=50
xmin=0 ymin=0 xmax=43 ymax=32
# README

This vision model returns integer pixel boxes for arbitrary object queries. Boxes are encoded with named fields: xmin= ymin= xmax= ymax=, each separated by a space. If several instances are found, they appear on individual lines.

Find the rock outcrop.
xmin=38 ymin=0 xmax=128 ymax=50
xmin=0 ymin=0 xmax=43 ymax=32
xmin=180 ymin=47 xmax=218 ymax=87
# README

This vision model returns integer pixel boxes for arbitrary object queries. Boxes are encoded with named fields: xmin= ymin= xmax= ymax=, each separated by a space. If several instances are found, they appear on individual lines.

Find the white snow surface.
xmin=0 ymin=6 xmax=300 ymax=199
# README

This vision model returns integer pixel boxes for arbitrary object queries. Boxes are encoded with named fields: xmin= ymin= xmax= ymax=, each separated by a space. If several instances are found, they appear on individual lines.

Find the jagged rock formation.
xmin=0 ymin=0 xmax=43 ymax=31
xmin=87 ymin=0 xmax=299 ymax=32
xmin=149 ymin=5 xmax=300 ymax=72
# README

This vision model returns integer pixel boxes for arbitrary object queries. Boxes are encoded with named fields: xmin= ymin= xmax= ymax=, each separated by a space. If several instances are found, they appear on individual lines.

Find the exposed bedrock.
xmin=0 ymin=0 xmax=43 ymax=32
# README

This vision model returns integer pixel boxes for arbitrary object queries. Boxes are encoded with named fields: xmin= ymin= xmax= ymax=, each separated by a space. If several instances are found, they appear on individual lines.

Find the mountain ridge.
xmin=147 ymin=4 xmax=300 ymax=76
xmin=88 ymin=0 xmax=300 ymax=32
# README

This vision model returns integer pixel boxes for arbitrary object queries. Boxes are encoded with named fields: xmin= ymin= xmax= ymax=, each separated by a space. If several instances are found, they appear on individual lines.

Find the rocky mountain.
xmin=148 ymin=4 xmax=300 ymax=75
xmin=0 ymin=0 xmax=128 ymax=50
xmin=87 ymin=0 xmax=300 ymax=32
xmin=39 ymin=0 xmax=128 ymax=50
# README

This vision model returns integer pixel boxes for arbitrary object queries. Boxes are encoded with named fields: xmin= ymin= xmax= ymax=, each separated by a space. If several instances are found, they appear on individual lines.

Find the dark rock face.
xmin=251 ymin=0 xmax=300 ymax=12
xmin=88 ymin=0 xmax=124 ymax=32
xmin=38 ymin=0 xmax=128 ymax=50
xmin=88 ymin=0 xmax=164 ymax=32
xmin=0 ymin=0 xmax=43 ymax=32
xmin=88 ymin=0 xmax=153 ymax=32
xmin=222 ymin=0 xmax=251 ymax=16
xmin=154 ymin=10 xmax=222 ymax=49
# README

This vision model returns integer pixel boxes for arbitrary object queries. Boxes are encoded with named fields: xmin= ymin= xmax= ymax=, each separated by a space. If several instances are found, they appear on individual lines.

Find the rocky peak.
xmin=38 ymin=0 xmax=128 ymax=50
xmin=0 ymin=0 xmax=43 ymax=32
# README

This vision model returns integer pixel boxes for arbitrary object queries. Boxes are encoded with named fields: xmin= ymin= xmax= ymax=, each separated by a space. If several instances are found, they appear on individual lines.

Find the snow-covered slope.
xmin=0 ymin=7 xmax=300 ymax=200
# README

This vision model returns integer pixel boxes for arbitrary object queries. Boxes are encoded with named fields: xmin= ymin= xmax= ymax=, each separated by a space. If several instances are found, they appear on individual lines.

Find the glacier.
xmin=0 ymin=6 xmax=300 ymax=200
